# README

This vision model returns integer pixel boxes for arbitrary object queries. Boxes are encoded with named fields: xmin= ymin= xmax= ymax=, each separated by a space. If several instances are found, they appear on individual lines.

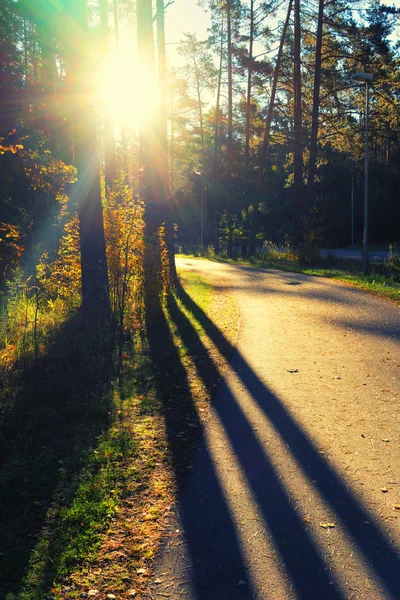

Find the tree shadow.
xmin=0 ymin=310 xmax=115 ymax=598
xmin=188 ymin=259 xmax=398 ymax=314
xmin=143 ymin=262 xmax=257 ymax=599
xmin=330 ymin=316 xmax=400 ymax=341
xmin=167 ymin=293 xmax=345 ymax=600
xmin=171 ymin=281 xmax=400 ymax=600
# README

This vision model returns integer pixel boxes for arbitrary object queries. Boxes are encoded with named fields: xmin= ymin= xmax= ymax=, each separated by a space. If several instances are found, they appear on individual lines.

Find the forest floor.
xmin=0 ymin=269 xmax=239 ymax=600
xmin=145 ymin=257 xmax=400 ymax=600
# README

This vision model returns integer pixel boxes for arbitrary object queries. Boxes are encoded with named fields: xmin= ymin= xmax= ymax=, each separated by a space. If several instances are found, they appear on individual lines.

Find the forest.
xmin=0 ymin=0 xmax=399 ymax=598
xmin=1 ymin=0 xmax=400 ymax=313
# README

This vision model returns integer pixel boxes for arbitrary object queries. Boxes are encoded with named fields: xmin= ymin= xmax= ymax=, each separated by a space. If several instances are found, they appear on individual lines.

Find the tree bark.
xmin=137 ymin=0 xmax=158 ymax=203
xmin=67 ymin=0 xmax=110 ymax=318
xmin=99 ymin=0 xmax=117 ymax=190
xmin=157 ymin=0 xmax=169 ymax=197
xmin=211 ymin=14 xmax=224 ymax=253
xmin=305 ymin=0 xmax=324 ymax=208
xmin=293 ymin=0 xmax=304 ymax=249
xmin=157 ymin=0 xmax=177 ymax=285
xmin=226 ymin=0 xmax=233 ymax=258
xmin=244 ymin=0 xmax=254 ymax=176
xmin=242 ymin=0 xmax=254 ymax=258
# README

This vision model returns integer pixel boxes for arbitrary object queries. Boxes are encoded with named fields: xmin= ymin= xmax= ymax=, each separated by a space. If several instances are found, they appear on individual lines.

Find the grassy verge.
xmin=176 ymin=252 xmax=400 ymax=306
xmin=0 ymin=269 xmax=238 ymax=600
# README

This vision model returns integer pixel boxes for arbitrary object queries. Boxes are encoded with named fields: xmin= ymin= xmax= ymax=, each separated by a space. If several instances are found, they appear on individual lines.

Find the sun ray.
xmin=100 ymin=47 xmax=159 ymax=131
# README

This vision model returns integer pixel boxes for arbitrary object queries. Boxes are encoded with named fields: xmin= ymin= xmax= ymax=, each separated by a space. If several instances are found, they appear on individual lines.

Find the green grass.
xmin=0 ymin=302 xmax=162 ymax=599
xmin=178 ymin=270 xmax=214 ymax=315
xmin=19 ymin=420 xmax=134 ymax=599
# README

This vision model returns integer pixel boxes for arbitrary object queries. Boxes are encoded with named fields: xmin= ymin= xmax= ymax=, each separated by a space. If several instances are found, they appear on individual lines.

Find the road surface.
xmin=146 ymin=259 xmax=400 ymax=600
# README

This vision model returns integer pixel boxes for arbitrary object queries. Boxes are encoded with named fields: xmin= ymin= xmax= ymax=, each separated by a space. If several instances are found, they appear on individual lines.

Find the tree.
xmin=249 ymin=0 xmax=293 ymax=255
xmin=157 ymin=0 xmax=177 ymax=284
xmin=99 ymin=0 xmax=117 ymax=190
xmin=65 ymin=0 xmax=110 ymax=318
xmin=292 ymin=0 xmax=303 ymax=248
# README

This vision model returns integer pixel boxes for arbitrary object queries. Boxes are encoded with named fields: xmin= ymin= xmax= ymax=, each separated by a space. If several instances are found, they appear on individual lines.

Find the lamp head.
xmin=352 ymin=72 xmax=373 ymax=83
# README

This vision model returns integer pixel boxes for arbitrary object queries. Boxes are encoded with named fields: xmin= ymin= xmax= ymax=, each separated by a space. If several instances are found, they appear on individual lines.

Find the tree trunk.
xmin=211 ymin=14 xmax=224 ymax=253
xmin=157 ymin=0 xmax=177 ymax=285
xmin=170 ymin=84 xmax=175 ymax=192
xmin=67 ymin=0 xmax=110 ymax=318
xmin=293 ymin=0 xmax=304 ymax=249
xmin=194 ymin=57 xmax=206 ymax=158
xmin=242 ymin=0 xmax=254 ymax=258
xmin=226 ymin=0 xmax=233 ymax=258
xmin=99 ymin=0 xmax=117 ymax=190
xmin=157 ymin=0 xmax=168 ymax=197
xmin=249 ymin=0 xmax=293 ymax=255
xmin=244 ymin=0 xmax=254 ymax=176
xmin=305 ymin=0 xmax=324 ymax=208
xmin=137 ymin=0 xmax=157 ymax=203
xmin=138 ymin=0 xmax=174 ymax=314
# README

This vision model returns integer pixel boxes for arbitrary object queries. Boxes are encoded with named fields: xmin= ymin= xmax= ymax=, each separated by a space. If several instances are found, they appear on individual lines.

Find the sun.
xmin=100 ymin=47 xmax=159 ymax=130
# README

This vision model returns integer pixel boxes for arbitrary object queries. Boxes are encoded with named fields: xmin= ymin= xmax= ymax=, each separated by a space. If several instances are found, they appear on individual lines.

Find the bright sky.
xmin=165 ymin=0 xmax=210 ymax=48
xmin=101 ymin=0 xmax=399 ymax=130
xmin=164 ymin=0 xmax=400 ymax=64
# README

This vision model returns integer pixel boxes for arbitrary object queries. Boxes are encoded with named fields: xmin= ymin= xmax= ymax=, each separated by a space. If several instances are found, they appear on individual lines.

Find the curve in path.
xmin=146 ymin=259 xmax=400 ymax=600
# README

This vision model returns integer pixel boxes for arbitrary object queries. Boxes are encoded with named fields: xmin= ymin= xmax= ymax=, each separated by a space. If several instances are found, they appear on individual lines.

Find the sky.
xmin=165 ymin=0 xmax=210 ymax=48
xmin=164 ymin=0 xmax=400 ymax=60
xmin=164 ymin=0 xmax=400 ymax=43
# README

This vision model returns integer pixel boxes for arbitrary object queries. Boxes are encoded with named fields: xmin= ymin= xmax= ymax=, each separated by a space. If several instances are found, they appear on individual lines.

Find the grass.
xmin=176 ymin=248 xmax=400 ymax=306
xmin=0 ymin=268 xmax=239 ymax=600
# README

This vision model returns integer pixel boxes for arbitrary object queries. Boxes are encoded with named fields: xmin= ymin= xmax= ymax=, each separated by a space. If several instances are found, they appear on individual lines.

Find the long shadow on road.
xmin=145 ymin=294 xmax=255 ymax=599
xmin=168 ymin=281 xmax=400 ymax=600
xmin=167 ymin=293 xmax=344 ymax=600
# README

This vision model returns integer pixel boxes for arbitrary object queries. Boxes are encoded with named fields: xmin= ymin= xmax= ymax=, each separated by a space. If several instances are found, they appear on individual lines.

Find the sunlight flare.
xmin=100 ymin=48 xmax=159 ymax=130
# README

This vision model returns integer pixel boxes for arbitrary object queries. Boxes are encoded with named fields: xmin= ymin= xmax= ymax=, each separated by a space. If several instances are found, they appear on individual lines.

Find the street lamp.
xmin=351 ymin=71 xmax=373 ymax=275
xmin=195 ymin=170 xmax=204 ymax=255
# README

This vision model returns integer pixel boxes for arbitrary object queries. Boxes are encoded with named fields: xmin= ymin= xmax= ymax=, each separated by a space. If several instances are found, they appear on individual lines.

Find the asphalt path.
xmin=145 ymin=259 xmax=400 ymax=600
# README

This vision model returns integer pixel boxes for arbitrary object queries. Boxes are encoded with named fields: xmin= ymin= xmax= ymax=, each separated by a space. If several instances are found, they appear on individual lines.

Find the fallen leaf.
xmin=381 ymin=487 xmax=389 ymax=493
xmin=287 ymin=369 xmax=299 ymax=373
xmin=137 ymin=569 xmax=147 ymax=575
xmin=128 ymin=592 xmax=137 ymax=598
xmin=320 ymin=522 xmax=336 ymax=529
xmin=333 ymin=376 xmax=341 ymax=380
xmin=394 ymin=505 xmax=400 ymax=510
xmin=88 ymin=592 xmax=99 ymax=597
xmin=382 ymin=439 xmax=390 ymax=442
xmin=154 ymin=579 xmax=163 ymax=584
xmin=107 ymin=595 xmax=117 ymax=599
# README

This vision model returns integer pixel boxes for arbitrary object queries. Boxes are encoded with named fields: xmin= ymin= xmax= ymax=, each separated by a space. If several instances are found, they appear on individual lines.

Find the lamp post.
xmin=351 ymin=71 xmax=373 ymax=274
xmin=195 ymin=170 xmax=204 ymax=255
xmin=351 ymin=166 xmax=354 ymax=247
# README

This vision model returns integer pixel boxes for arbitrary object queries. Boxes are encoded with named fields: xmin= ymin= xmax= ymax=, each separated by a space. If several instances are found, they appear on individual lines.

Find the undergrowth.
xmin=0 ymin=262 xmax=238 ymax=600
